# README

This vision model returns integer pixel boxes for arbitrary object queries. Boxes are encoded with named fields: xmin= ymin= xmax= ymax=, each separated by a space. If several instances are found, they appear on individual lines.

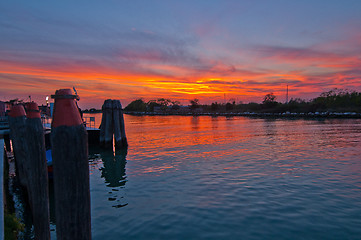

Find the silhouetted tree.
xmin=147 ymin=100 xmax=160 ymax=112
xmin=225 ymin=102 xmax=234 ymax=111
xmin=211 ymin=102 xmax=219 ymax=111
xmin=263 ymin=93 xmax=276 ymax=104
xmin=189 ymin=98 xmax=200 ymax=110
xmin=171 ymin=100 xmax=181 ymax=110
xmin=124 ymin=99 xmax=147 ymax=111
xmin=262 ymin=93 xmax=278 ymax=108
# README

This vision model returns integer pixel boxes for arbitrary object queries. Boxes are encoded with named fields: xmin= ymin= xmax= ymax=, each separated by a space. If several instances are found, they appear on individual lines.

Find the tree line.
xmin=124 ymin=89 xmax=361 ymax=113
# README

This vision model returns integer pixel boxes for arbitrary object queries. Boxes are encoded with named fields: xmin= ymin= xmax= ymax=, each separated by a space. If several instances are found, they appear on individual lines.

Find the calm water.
xmin=13 ymin=114 xmax=350 ymax=239
xmin=81 ymin=114 xmax=361 ymax=240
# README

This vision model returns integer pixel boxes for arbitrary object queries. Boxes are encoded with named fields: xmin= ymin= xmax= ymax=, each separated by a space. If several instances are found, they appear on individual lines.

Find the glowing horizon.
xmin=1 ymin=1 xmax=361 ymax=109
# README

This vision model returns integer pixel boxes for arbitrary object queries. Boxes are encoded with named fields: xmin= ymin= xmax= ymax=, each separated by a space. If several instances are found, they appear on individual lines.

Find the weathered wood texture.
xmin=25 ymin=117 xmax=50 ymax=240
xmin=51 ymin=124 xmax=91 ymax=240
xmin=99 ymin=103 xmax=106 ymax=146
xmin=8 ymin=115 xmax=28 ymax=187
xmin=100 ymin=99 xmax=128 ymax=150
xmin=112 ymin=100 xmax=122 ymax=149
xmin=100 ymin=99 xmax=113 ymax=149
xmin=118 ymin=102 xmax=128 ymax=149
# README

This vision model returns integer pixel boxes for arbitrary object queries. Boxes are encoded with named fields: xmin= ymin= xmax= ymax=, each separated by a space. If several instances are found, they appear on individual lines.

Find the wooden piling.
xmin=100 ymin=99 xmax=113 ymax=149
xmin=113 ymin=101 xmax=128 ymax=150
xmin=25 ymin=102 xmax=50 ymax=240
xmin=113 ymin=100 xmax=122 ymax=149
xmin=51 ymin=89 xmax=91 ymax=240
xmin=99 ymin=102 xmax=106 ymax=147
xmin=100 ymin=99 xmax=128 ymax=150
xmin=8 ymin=105 xmax=28 ymax=187
xmin=118 ymin=102 xmax=128 ymax=149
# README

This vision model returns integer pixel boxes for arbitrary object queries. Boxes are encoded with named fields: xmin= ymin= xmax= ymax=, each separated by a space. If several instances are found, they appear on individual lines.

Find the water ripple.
xmin=85 ymin=115 xmax=361 ymax=239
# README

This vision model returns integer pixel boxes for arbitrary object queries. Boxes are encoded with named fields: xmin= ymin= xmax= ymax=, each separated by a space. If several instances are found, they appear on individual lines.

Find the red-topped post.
xmin=25 ymin=101 xmax=41 ymax=119
xmin=51 ymin=89 xmax=91 ymax=240
xmin=9 ymin=104 xmax=26 ymax=118
xmin=51 ymin=89 xmax=82 ymax=128
xmin=24 ymin=102 xmax=51 ymax=240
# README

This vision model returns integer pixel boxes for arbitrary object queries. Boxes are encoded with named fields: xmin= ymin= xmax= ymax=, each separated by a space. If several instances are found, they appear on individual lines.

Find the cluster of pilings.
xmin=100 ymin=99 xmax=128 ymax=150
xmin=8 ymin=89 xmax=91 ymax=240
xmin=9 ymin=102 xmax=50 ymax=240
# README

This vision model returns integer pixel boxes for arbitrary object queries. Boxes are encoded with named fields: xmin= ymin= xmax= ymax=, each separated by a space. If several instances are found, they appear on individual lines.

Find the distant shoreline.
xmin=123 ymin=111 xmax=361 ymax=119
xmin=82 ymin=109 xmax=361 ymax=119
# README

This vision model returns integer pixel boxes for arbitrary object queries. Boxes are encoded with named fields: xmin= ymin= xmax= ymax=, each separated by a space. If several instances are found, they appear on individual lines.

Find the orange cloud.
xmin=1 ymin=40 xmax=361 ymax=108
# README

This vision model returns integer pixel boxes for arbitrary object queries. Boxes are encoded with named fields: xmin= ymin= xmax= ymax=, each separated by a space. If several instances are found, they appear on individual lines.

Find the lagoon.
xmin=84 ymin=114 xmax=361 ymax=239
xmin=16 ymin=114 xmax=361 ymax=239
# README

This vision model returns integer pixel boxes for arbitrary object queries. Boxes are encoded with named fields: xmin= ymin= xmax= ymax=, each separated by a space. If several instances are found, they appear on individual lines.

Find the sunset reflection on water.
xmin=86 ymin=114 xmax=361 ymax=239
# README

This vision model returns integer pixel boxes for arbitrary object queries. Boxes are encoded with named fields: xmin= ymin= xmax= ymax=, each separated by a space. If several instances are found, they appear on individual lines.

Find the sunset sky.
xmin=1 ymin=0 xmax=361 ymax=108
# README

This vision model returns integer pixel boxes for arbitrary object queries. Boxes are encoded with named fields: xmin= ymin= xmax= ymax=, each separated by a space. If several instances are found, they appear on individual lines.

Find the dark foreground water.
xmin=84 ymin=115 xmax=361 ymax=240
xmin=16 ymin=114 xmax=361 ymax=239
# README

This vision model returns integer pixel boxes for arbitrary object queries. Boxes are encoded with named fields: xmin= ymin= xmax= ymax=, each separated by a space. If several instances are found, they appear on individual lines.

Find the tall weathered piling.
xmin=118 ymin=102 xmax=128 ymax=149
xmin=113 ymin=100 xmax=121 ymax=148
xmin=8 ymin=105 xmax=28 ymax=187
xmin=100 ymin=99 xmax=113 ymax=149
xmin=24 ymin=102 xmax=50 ymax=240
xmin=99 ymin=103 xmax=106 ymax=147
xmin=113 ymin=100 xmax=125 ymax=150
xmin=51 ymin=89 xmax=91 ymax=240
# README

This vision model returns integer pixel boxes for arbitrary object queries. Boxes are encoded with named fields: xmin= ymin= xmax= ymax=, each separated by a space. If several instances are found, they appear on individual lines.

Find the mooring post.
xmin=25 ymin=102 xmax=51 ymax=240
xmin=8 ymin=105 xmax=28 ymax=188
xmin=113 ymin=100 xmax=122 ymax=149
xmin=113 ymin=100 xmax=128 ymax=150
xmin=101 ymin=99 xmax=113 ymax=149
xmin=118 ymin=102 xmax=128 ymax=149
xmin=99 ymin=102 xmax=106 ymax=147
xmin=51 ymin=89 xmax=91 ymax=240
